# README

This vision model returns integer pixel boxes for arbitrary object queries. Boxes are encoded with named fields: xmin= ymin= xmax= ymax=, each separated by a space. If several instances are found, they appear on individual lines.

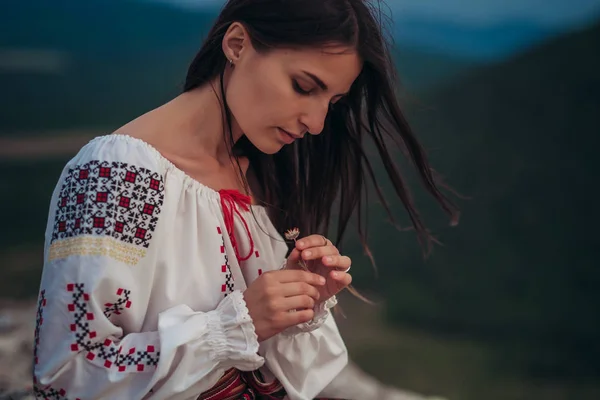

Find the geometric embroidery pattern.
xmin=49 ymin=160 xmax=164 ymax=263
xmin=104 ymin=288 xmax=132 ymax=319
xmin=33 ymin=384 xmax=75 ymax=400
xmin=66 ymin=283 xmax=159 ymax=372
xmin=33 ymin=290 xmax=47 ymax=366
xmin=33 ymin=291 xmax=77 ymax=400
xmin=217 ymin=226 xmax=235 ymax=297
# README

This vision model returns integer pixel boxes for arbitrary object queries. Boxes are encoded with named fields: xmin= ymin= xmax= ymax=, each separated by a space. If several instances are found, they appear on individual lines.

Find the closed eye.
xmin=292 ymin=79 xmax=314 ymax=96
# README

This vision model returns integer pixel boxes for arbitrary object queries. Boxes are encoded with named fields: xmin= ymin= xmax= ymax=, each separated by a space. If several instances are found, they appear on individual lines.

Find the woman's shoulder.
xmin=52 ymin=134 xmax=169 ymax=218
xmin=66 ymin=134 xmax=165 ymax=174
xmin=47 ymin=134 xmax=171 ymax=256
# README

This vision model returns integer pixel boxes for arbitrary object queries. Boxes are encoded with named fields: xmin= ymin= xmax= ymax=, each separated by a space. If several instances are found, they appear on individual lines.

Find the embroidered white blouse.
xmin=33 ymin=134 xmax=347 ymax=400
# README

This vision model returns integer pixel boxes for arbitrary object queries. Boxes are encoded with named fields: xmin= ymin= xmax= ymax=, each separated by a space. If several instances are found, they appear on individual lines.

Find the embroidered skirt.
xmin=197 ymin=368 xmax=343 ymax=400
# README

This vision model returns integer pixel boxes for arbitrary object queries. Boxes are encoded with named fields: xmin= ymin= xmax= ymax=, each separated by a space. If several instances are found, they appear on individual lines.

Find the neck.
xmin=155 ymin=76 xmax=243 ymax=166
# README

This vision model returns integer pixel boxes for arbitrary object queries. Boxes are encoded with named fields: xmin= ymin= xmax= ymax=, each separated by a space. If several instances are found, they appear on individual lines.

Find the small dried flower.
xmin=284 ymin=227 xmax=308 ymax=271
xmin=284 ymin=227 xmax=300 ymax=241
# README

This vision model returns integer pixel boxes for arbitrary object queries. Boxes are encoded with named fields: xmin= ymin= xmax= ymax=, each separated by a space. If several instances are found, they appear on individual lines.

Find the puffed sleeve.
xmin=259 ymin=306 xmax=348 ymax=400
xmin=32 ymin=144 xmax=263 ymax=400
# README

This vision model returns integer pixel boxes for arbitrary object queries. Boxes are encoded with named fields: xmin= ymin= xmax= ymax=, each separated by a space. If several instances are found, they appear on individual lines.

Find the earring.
xmin=227 ymin=58 xmax=233 ymax=66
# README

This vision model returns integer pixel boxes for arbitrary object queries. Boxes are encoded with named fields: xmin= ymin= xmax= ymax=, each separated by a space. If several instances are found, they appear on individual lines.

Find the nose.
xmin=299 ymin=100 xmax=330 ymax=136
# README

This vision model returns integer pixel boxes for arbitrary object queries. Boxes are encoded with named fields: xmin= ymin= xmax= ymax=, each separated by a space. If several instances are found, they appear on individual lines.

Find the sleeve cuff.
xmin=283 ymin=295 xmax=338 ymax=335
xmin=207 ymin=290 xmax=264 ymax=370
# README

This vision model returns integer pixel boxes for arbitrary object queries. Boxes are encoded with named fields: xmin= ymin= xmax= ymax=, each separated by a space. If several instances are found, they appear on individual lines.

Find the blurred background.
xmin=1 ymin=0 xmax=599 ymax=399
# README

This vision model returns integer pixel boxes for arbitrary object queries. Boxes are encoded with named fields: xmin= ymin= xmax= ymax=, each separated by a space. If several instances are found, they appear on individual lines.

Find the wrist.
xmin=316 ymin=294 xmax=338 ymax=309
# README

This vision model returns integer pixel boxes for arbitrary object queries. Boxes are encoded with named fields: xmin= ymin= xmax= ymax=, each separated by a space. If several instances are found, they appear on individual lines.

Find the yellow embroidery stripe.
xmin=48 ymin=236 xmax=146 ymax=266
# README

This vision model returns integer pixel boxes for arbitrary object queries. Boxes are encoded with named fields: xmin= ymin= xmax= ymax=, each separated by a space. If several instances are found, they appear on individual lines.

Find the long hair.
xmin=184 ymin=0 xmax=459 ymax=258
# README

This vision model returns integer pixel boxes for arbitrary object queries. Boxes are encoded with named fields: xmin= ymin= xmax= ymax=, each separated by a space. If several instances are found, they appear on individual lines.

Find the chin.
xmin=257 ymin=143 xmax=284 ymax=155
xmin=244 ymin=134 xmax=284 ymax=155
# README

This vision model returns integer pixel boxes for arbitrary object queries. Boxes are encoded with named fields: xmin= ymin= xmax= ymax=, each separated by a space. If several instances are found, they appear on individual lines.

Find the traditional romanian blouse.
xmin=32 ymin=134 xmax=346 ymax=400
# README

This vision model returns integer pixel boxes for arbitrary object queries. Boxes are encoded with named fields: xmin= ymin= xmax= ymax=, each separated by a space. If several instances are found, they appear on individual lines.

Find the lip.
xmin=278 ymin=127 xmax=301 ymax=144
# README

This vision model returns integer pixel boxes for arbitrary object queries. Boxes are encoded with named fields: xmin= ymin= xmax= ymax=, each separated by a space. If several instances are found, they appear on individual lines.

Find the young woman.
xmin=32 ymin=0 xmax=457 ymax=399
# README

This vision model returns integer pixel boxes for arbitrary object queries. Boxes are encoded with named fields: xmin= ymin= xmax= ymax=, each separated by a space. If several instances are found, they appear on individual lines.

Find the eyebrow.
xmin=301 ymin=70 xmax=349 ymax=97
xmin=302 ymin=71 xmax=328 ymax=91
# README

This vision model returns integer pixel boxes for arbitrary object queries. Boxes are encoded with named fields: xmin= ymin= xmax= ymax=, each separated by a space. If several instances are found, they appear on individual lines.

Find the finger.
xmin=274 ymin=269 xmax=326 ymax=285
xmin=300 ymin=245 xmax=339 ymax=261
xmin=330 ymin=271 xmax=352 ymax=286
xmin=287 ymin=248 xmax=301 ymax=263
xmin=282 ymin=295 xmax=316 ymax=311
xmin=295 ymin=234 xmax=331 ymax=250
xmin=321 ymin=254 xmax=352 ymax=269
xmin=281 ymin=282 xmax=320 ymax=300
xmin=282 ymin=309 xmax=315 ymax=326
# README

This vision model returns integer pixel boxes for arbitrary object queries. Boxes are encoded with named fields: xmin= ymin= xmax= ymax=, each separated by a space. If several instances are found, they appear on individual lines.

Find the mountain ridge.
xmin=375 ymin=20 xmax=600 ymax=376
xmin=0 ymin=0 xmax=473 ymax=133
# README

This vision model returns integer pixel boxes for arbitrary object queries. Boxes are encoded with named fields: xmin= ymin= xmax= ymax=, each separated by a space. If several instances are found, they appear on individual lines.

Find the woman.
xmin=32 ymin=0 xmax=457 ymax=399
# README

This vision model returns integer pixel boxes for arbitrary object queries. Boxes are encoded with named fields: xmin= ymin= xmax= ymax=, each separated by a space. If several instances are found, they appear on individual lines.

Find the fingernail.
xmin=325 ymin=256 xmax=333 ymax=263
xmin=304 ymin=250 xmax=312 ymax=258
xmin=332 ymin=271 xmax=340 ymax=279
xmin=298 ymin=241 xmax=305 ymax=248
xmin=319 ymin=276 xmax=326 ymax=284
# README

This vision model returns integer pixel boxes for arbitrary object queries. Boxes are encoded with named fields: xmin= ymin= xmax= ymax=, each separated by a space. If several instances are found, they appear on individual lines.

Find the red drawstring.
xmin=218 ymin=189 xmax=255 ymax=263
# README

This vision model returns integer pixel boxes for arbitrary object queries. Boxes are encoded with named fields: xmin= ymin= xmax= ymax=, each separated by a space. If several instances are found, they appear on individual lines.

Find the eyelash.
xmin=292 ymin=80 xmax=313 ymax=95
xmin=292 ymin=79 xmax=342 ymax=110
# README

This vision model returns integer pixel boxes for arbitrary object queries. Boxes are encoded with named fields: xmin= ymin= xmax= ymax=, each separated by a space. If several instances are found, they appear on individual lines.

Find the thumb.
xmin=286 ymin=248 xmax=309 ymax=270
xmin=287 ymin=248 xmax=301 ymax=264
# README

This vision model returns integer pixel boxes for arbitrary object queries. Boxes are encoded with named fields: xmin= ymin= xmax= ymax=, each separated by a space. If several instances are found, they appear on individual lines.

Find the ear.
xmin=222 ymin=22 xmax=249 ymax=64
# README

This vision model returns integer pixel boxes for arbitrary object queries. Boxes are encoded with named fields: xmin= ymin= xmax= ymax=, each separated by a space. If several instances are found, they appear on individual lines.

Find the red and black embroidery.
xmin=33 ymin=383 xmax=76 ymax=400
xmin=33 ymin=290 xmax=47 ymax=366
xmin=104 ymin=288 xmax=132 ymax=318
xmin=217 ymin=226 xmax=235 ymax=297
xmin=33 ymin=292 xmax=78 ymax=399
xmin=50 ymin=160 xmax=165 ymax=248
xmin=67 ymin=283 xmax=159 ymax=372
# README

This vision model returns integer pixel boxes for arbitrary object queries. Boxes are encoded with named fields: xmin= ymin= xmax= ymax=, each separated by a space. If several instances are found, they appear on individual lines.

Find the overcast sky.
xmin=160 ymin=0 xmax=600 ymax=27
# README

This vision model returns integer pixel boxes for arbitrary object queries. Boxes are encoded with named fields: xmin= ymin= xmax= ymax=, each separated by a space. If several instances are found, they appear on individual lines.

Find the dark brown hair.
xmin=184 ymin=0 xmax=459 ymax=258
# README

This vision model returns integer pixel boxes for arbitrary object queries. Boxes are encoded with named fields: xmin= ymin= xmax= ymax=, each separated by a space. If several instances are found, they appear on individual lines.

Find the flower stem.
xmin=293 ymin=239 xmax=310 ymax=271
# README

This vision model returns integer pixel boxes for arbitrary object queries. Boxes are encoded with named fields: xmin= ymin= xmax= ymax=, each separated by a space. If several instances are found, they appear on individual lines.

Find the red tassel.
xmin=218 ymin=189 xmax=255 ymax=263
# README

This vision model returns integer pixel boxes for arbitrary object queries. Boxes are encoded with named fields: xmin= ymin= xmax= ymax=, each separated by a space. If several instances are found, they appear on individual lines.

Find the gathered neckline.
xmin=86 ymin=133 xmax=266 ymax=210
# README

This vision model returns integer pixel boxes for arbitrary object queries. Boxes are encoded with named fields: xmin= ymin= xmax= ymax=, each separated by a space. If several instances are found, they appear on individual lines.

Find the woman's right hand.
xmin=243 ymin=270 xmax=326 ymax=342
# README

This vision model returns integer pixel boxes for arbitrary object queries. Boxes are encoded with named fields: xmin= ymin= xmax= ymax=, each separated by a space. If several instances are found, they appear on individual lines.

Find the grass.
xmin=335 ymin=293 xmax=600 ymax=400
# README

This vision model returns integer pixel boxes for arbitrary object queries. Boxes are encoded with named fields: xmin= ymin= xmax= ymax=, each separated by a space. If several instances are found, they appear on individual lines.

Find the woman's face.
xmin=224 ymin=25 xmax=362 ymax=154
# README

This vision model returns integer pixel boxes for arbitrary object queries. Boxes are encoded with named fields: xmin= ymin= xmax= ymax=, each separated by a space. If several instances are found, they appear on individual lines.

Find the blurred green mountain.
xmin=0 ymin=0 xmax=472 ymax=133
xmin=362 ymin=20 xmax=600 ymax=378
xmin=0 ymin=0 xmax=214 ymax=133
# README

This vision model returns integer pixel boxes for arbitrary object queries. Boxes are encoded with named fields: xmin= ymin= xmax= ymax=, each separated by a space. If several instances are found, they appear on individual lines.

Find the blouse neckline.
xmin=88 ymin=133 xmax=266 ymax=211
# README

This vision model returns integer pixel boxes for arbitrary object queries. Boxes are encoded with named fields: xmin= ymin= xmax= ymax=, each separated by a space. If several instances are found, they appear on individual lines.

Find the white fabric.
xmin=33 ymin=134 xmax=347 ymax=400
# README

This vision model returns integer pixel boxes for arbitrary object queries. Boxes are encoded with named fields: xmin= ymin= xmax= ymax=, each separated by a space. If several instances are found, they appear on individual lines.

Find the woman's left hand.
xmin=286 ymin=234 xmax=352 ymax=303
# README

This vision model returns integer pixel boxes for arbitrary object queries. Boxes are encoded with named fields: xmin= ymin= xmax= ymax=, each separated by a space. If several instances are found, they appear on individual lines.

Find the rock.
xmin=0 ymin=302 xmax=36 ymax=396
